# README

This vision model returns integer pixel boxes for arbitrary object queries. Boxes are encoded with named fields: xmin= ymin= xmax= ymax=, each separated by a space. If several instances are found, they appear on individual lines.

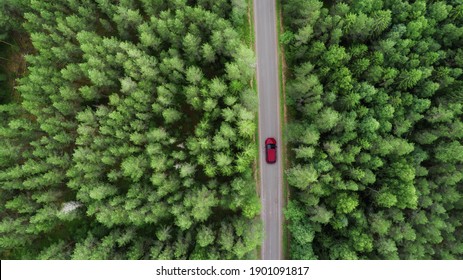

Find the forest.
xmin=282 ymin=0 xmax=463 ymax=259
xmin=0 ymin=0 xmax=261 ymax=259
xmin=3 ymin=0 xmax=463 ymax=261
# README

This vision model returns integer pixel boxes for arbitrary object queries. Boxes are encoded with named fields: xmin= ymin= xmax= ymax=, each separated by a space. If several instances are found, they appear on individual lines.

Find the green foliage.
xmin=0 ymin=0 xmax=260 ymax=260
xmin=286 ymin=165 xmax=318 ymax=190
xmin=284 ymin=0 xmax=463 ymax=260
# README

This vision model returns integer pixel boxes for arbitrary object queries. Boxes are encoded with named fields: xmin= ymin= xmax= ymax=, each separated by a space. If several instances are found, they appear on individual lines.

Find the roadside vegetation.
xmin=0 ymin=0 xmax=261 ymax=259
xmin=282 ymin=0 xmax=463 ymax=259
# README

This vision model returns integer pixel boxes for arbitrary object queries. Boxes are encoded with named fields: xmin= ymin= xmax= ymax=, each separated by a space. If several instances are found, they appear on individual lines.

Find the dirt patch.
xmin=3 ymin=31 xmax=33 ymax=102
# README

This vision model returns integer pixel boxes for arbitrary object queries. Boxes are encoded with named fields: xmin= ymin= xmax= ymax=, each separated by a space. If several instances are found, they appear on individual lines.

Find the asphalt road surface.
xmin=254 ymin=0 xmax=284 ymax=260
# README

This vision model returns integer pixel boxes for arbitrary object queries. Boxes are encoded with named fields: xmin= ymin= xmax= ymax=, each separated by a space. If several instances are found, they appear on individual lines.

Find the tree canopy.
xmin=0 ymin=0 xmax=260 ymax=260
xmin=283 ymin=0 xmax=463 ymax=259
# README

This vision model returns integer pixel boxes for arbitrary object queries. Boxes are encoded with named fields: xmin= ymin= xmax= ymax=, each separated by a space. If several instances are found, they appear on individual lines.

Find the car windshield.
xmin=267 ymin=144 xmax=275 ymax=149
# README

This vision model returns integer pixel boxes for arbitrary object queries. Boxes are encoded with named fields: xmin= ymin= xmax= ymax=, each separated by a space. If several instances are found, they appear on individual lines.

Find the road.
xmin=253 ymin=0 xmax=284 ymax=260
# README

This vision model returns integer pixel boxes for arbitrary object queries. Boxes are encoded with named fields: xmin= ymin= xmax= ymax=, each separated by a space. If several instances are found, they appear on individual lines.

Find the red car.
xmin=265 ymin=137 xmax=277 ymax=163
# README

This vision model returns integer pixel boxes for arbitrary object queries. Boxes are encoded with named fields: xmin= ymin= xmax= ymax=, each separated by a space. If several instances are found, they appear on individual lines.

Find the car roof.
xmin=266 ymin=143 xmax=276 ymax=162
xmin=265 ymin=137 xmax=276 ymax=145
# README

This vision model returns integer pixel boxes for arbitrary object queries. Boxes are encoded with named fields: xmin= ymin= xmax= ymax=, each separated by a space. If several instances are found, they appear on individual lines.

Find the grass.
xmin=239 ymin=0 xmax=256 ymax=50
xmin=275 ymin=0 xmax=290 ymax=260
xmin=244 ymin=0 xmax=263 ymax=260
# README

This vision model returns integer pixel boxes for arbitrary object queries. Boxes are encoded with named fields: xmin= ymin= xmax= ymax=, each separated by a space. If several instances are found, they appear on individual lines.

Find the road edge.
xmin=275 ymin=0 xmax=290 ymax=260
xmin=247 ymin=0 xmax=263 ymax=260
